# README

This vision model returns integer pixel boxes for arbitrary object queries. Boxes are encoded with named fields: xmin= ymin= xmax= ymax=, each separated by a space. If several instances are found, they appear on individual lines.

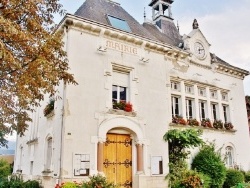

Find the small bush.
xmin=171 ymin=170 xmax=211 ymax=188
xmin=24 ymin=180 xmax=41 ymax=188
xmin=61 ymin=182 xmax=79 ymax=188
xmin=223 ymin=169 xmax=244 ymax=188
xmin=245 ymin=171 xmax=250 ymax=183
xmin=0 ymin=175 xmax=41 ymax=188
xmin=82 ymin=174 xmax=116 ymax=188
xmin=191 ymin=144 xmax=226 ymax=188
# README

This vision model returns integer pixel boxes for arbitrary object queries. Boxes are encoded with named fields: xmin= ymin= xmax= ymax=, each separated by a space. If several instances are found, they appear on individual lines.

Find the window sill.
xmin=26 ymin=138 xmax=38 ymax=145
xmin=42 ymin=169 xmax=53 ymax=176
xmin=108 ymin=109 xmax=137 ymax=117
xmin=169 ymin=123 xmax=237 ymax=133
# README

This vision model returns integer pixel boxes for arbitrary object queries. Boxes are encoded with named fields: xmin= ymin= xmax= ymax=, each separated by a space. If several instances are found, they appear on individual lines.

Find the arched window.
xmin=225 ymin=146 xmax=234 ymax=167
xmin=45 ymin=137 xmax=53 ymax=170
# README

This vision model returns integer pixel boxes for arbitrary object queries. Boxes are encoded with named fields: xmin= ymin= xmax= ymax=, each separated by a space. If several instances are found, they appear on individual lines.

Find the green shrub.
xmin=245 ymin=171 xmax=250 ymax=183
xmin=81 ymin=174 xmax=116 ymax=188
xmin=61 ymin=182 xmax=79 ymax=188
xmin=0 ymin=175 xmax=41 ymax=188
xmin=230 ymin=183 xmax=250 ymax=188
xmin=0 ymin=176 xmax=24 ymax=188
xmin=191 ymin=144 xmax=227 ymax=188
xmin=0 ymin=159 xmax=11 ymax=180
xmin=24 ymin=180 xmax=41 ymax=188
xmin=172 ymin=170 xmax=211 ymax=188
xmin=223 ymin=169 xmax=244 ymax=188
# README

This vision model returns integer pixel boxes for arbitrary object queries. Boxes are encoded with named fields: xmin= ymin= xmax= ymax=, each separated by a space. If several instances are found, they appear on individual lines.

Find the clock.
xmin=194 ymin=42 xmax=205 ymax=59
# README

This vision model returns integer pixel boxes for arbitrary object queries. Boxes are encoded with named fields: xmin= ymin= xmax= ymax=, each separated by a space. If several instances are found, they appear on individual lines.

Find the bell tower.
xmin=147 ymin=0 xmax=181 ymax=46
xmin=149 ymin=0 xmax=174 ymax=21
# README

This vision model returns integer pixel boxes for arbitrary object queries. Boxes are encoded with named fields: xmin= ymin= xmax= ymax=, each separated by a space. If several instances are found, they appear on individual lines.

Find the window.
xmin=225 ymin=146 xmax=234 ymax=167
xmin=171 ymin=81 xmax=180 ymax=91
xmin=185 ymin=85 xmax=194 ymax=94
xmin=112 ymin=85 xmax=127 ymax=102
xmin=186 ymin=98 xmax=195 ymax=119
xmin=223 ymin=105 xmax=230 ymax=122
xmin=210 ymin=90 xmax=217 ymax=99
xmin=211 ymin=103 xmax=218 ymax=121
xmin=199 ymin=100 xmax=207 ymax=120
xmin=172 ymin=96 xmax=181 ymax=117
xmin=198 ymin=88 xmax=206 ymax=97
xmin=112 ymin=71 xmax=129 ymax=103
xmin=45 ymin=138 xmax=52 ymax=170
xmin=107 ymin=15 xmax=131 ymax=32
xmin=222 ymin=92 xmax=228 ymax=101
xmin=18 ymin=146 xmax=23 ymax=171
xmin=30 ymin=161 xmax=34 ymax=175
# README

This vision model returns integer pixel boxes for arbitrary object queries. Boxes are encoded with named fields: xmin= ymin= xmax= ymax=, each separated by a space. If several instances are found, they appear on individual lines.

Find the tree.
xmin=0 ymin=159 xmax=11 ymax=180
xmin=163 ymin=129 xmax=204 ymax=187
xmin=0 ymin=0 xmax=76 ymax=147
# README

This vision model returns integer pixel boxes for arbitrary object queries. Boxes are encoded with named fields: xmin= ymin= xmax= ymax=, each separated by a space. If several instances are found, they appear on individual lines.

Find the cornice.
xmin=214 ymin=63 xmax=249 ymax=80
xmin=57 ymin=14 xmax=189 ymax=58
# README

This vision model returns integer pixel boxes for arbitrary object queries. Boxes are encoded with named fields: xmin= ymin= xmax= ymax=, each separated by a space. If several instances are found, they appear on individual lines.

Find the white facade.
xmin=14 ymin=4 xmax=250 ymax=188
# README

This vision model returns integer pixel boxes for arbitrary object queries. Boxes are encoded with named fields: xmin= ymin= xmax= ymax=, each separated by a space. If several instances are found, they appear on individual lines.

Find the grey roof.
xmin=75 ymin=0 xmax=157 ymax=41
xmin=74 ymin=0 xmax=182 ymax=46
xmin=143 ymin=19 xmax=182 ymax=46
xmin=73 ymin=0 xmax=247 ymax=74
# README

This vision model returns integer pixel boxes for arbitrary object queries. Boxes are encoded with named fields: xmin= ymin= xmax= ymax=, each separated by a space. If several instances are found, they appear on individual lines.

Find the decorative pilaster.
xmin=97 ymin=138 xmax=106 ymax=173
xmin=136 ymin=141 xmax=144 ymax=173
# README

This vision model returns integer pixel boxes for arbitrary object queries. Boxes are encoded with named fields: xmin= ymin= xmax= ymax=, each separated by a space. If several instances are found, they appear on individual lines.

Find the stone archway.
xmin=97 ymin=116 xmax=145 ymax=185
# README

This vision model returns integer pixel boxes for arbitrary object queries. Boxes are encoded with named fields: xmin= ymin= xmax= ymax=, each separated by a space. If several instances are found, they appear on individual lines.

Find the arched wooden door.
xmin=103 ymin=134 xmax=132 ymax=188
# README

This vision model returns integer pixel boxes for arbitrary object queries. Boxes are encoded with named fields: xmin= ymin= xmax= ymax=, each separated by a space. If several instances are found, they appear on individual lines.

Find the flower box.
xmin=187 ymin=118 xmax=200 ymax=126
xmin=224 ymin=122 xmax=234 ymax=130
xmin=172 ymin=116 xmax=187 ymax=125
xmin=201 ymin=118 xmax=212 ymax=128
xmin=213 ymin=120 xmax=223 ymax=129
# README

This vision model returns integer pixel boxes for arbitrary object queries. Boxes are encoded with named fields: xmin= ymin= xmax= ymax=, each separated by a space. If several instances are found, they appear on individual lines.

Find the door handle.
xmin=113 ymin=168 xmax=115 ymax=173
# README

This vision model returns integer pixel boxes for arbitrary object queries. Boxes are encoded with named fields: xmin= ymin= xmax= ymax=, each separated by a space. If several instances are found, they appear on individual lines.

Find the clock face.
xmin=194 ymin=42 xmax=205 ymax=59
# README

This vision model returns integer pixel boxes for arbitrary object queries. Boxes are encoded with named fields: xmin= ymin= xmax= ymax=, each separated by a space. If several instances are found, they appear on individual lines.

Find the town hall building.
xmin=14 ymin=0 xmax=250 ymax=187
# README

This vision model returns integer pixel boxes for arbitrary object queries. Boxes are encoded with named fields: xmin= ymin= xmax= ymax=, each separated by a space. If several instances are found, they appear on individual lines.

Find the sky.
xmin=6 ymin=0 xmax=250 ymax=142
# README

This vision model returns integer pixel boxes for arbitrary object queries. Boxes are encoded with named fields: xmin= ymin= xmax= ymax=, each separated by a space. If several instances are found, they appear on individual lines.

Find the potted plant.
xmin=187 ymin=118 xmax=200 ymax=126
xmin=224 ymin=122 xmax=234 ymax=130
xmin=172 ymin=115 xmax=187 ymax=125
xmin=201 ymin=118 xmax=212 ymax=128
xmin=213 ymin=120 xmax=223 ymax=129
xmin=113 ymin=101 xmax=133 ymax=112
xmin=43 ymin=98 xmax=55 ymax=117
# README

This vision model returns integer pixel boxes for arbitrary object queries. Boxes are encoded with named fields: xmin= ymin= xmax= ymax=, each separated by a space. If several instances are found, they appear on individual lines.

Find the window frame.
xmin=171 ymin=95 xmax=181 ymax=117
xmin=199 ymin=100 xmax=207 ymax=121
xmin=211 ymin=103 xmax=219 ymax=121
xmin=186 ymin=98 xmax=195 ymax=119
xmin=171 ymin=81 xmax=180 ymax=91
xmin=225 ymin=146 xmax=234 ymax=167
xmin=223 ymin=105 xmax=230 ymax=122
xmin=112 ymin=85 xmax=128 ymax=103
xmin=107 ymin=15 xmax=131 ymax=32
xmin=185 ymin=85 xmax=194 ymax=94
xmin=45 ymin=137 xmax=53 ymax=170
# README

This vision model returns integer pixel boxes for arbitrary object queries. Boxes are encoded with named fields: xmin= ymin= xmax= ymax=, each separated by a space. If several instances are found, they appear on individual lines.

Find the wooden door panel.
xmin=103 ymin=134 xmax=117 ymax=184
xmin=103 ymin=134 xmax=132 ymax=188
xmin=116 ymin=135 xmax=132 ymax=188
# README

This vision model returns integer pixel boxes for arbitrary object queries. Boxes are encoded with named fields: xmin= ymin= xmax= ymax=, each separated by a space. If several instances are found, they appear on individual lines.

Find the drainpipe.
xmin=58 ymin=23 xmax=70 ymax=186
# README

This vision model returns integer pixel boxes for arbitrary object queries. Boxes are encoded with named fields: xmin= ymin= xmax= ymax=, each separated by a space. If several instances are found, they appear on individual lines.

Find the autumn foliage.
xmin=0 ymin=0 xmax=76 ymax=147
